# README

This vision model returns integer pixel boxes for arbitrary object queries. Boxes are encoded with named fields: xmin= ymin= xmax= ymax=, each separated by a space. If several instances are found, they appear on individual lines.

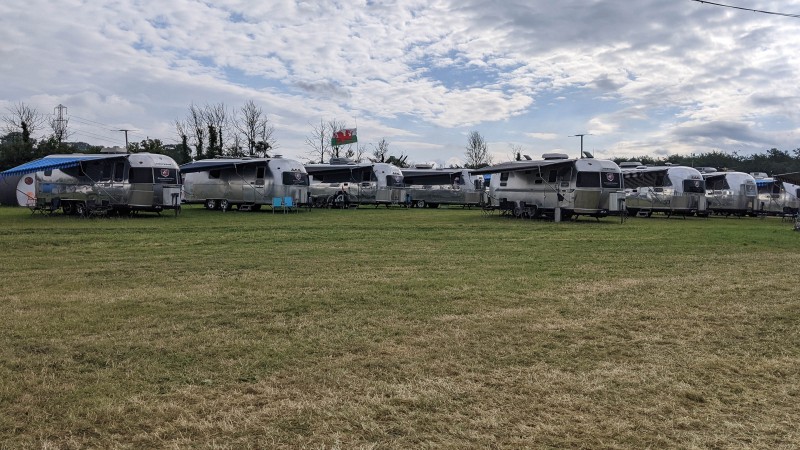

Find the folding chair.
xmin=272 ymin=197 xmax=283 ymax=213
xmin=283 ymin=196 xmax=294 ymax=213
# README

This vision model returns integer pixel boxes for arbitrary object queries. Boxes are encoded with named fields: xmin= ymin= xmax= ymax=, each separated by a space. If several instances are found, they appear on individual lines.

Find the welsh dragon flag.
xmin=331 ymin=128 xmax=357 ymax=146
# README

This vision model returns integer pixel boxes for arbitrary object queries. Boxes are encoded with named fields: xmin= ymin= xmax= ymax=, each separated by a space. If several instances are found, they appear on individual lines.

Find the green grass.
xmin=1 ymin=205 xmax=798 ymax=448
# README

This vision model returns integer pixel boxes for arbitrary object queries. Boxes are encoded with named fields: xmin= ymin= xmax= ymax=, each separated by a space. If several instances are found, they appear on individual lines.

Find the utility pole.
xmin=570 ymin=133 xmax=592 ymax=158
xmin=115 ymin=129 xmax=136 ymax=151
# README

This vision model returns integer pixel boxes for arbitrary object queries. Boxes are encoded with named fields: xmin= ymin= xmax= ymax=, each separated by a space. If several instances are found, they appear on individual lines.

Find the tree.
xmin=354 ymin=143 xmax=368 ymax=163
xmin=234 ymin=100 xmax=274 ymax=157
xmin=174 ymin=120 xmax=192 ymax=162
xmin=327 ymin=119 xmax=349 ymax=159
xmin=3 ymin=102 xmax=45 ymax=141
xmin=305 ymin=119 xmax=330 ymax=163
xmin=509 ymin=143 xmax=523 ymax=161
xmin=464 ymin=130 xmax=491 ymax=169
xmin=372 ymin=138 xmax=389 ymax=163
xmin=187 ymin=104 xmax=206 ymax=160
xmin=204 ymin=103 xmax=228 ymax=155
xmin=207 ymin=124 xmax=219 ymax=158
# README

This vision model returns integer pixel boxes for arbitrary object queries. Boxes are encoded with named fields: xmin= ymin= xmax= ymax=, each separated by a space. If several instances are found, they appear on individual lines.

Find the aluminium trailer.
xmin=180 ymin=157 xmax=309 ymax=211
xmin=0 ymin=151 xmax=182 ymax=216
xmin=305 ymin=161 xmax=405 ymax=207
xmin=621 ymin=164 xmax=707 ymax=217
xmin=471 ymin=153 xmax=625 ymax=221
xmin=400 ymin=168 xmax=484 ymax=208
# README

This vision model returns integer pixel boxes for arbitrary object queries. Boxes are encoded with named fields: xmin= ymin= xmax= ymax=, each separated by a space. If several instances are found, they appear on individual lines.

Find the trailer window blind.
xmin=154 ymin=168 xmax=178 ymax=184
xmin=113 ymin=162 xmax=125 ymax=182
xmin=683 ymin=179 xmax=705 ymax=193
xmin=129 ymin=168 xmax=153 ymax=183
xmin=601 ymin=172 xmax=621 ymax=189
xmin=386 ymin=175 xmax=404 ymax=187
xmin=576 ymin=171 xmax=600 ymax=187
xmin=706 ymin=177 xmax=729 ymax=190
xmin=282 ymin=172 xmax=309 ymax=186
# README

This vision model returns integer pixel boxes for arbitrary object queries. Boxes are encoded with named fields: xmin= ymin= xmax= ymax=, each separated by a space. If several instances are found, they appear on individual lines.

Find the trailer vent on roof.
xmin=542 ymin=153 xmax=569 ymax=160
xmin=619 ymin=161 xmax=643 ymax=168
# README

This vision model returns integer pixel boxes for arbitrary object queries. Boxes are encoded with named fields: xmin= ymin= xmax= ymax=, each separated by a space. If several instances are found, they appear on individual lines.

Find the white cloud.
xmin=2 ymin=0 xmax=800 ymax=162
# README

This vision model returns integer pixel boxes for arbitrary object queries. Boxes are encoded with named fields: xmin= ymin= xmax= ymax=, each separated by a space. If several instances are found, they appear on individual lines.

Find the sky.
xmin=2 ymin=0 xmax=800 ymax=167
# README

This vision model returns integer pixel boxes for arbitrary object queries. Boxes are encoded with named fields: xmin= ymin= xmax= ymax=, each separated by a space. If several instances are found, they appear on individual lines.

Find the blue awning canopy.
xmin=0 ymin=154 xmax=125 ymax=178
xmin=179 ymin=159 xmax=263 ymax=174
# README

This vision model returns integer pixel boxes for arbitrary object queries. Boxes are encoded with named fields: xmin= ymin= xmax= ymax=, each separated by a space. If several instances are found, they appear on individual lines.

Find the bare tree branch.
xmin=465 ymin=130 xmax=492 ymax=169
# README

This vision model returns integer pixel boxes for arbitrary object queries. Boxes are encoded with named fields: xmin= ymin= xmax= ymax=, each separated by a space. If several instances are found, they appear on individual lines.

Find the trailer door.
xmin=244 ymin=165 xmax=266 ymax=203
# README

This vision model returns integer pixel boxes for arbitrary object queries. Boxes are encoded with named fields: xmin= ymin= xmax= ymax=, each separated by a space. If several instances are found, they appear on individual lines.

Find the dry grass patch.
xmin=0 ymin=207 xmax=798 ymax=448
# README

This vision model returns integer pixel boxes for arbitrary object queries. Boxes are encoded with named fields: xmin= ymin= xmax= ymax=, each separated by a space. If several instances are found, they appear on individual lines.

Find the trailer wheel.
xmin=75 ymin=202 xmax=87 ymax=217
xmin=415 ymin=200 xmax=425 ymax=208
xmin=219 ymin=199 xmax=230 ymax=212
xmin=62 ymin=202 xmax=74 ymax=215
xmin=204 ymin=199 xmax=218 ymax=210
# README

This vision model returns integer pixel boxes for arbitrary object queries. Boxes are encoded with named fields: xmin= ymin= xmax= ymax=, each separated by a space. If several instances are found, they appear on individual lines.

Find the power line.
xmin=690 ymin=0 xmax=800 ymax=18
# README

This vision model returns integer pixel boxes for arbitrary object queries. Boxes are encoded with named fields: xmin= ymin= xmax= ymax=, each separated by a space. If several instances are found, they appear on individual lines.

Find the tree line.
xmin=6 ymin=101 xmax=795 ymax=174
xmin=612 ymin=148 xmax=800 ymax=175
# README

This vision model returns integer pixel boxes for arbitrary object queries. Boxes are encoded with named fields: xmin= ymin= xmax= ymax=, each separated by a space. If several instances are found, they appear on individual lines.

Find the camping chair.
xmin=272 ymin=197 xmax=283 ymax=213
xmin=284 ymin=196 xmax=294 ymax=213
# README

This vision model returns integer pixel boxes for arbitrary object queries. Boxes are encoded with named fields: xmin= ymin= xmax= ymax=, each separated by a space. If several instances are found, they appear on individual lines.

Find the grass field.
xmin=0 ymin=205 xmax=798 ymax=449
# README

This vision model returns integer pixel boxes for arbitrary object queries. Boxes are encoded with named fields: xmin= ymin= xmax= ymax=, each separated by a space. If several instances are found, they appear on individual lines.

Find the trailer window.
xmin=154 ymin=168 xmax=178 ymax=184
xmin=683 ymin=179 xmax=705 ymax=193
xmin=500 ymin=172 xmax=509 ymax=187
xmin=113 ymin=162 xmax=125 ymax=182
xmin=386 ymin=175 xmax=404 ymax=187
xmin=576 ymin=171 xmax=600 ymax=187
xmin=706 ymin=177 xmax=729 ymax=190
xmin=80 ymin=161 xmax=105 ymax=180
xmin=129 ymin=168 xmax=153 ymax=183
xmin=282 ymin=171 xmax=309 ymax=186
xmin=256 ymin=167 xmax=265 ymax=179
xmin=601 ymin=172 xmax=621 ymax=189
xmin=548 ymin=170 xmax=557 ymax=183
xmin=209 ymin=170 xmax=221 ymax=179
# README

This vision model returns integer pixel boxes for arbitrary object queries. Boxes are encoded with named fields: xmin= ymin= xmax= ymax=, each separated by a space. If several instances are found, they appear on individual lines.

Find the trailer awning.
xmin=179 ymin=159 xmax=263 ymax=173
xmin=0 ymin=154 xmax=125 ymax=178
xmin=304 ymin=164 xmax=372 ymax=176
xmin=622 ymin=167 xmax=669 ymax=189
xmin=774 ymin=172 xmax=800 ymax=185
xmin=469 ymin=159 xmax=576 ymax=175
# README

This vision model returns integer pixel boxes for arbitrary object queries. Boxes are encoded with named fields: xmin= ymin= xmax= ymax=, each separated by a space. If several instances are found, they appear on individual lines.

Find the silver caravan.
xmin=620 ymin=163 xmax=707 ymax=217
xmin=401 ymin=167 xmax=484 ymax=208
xmin=701 ymin=170 xmax=757 ymax=216
xmin=0 ymin=151 xmax=181 ymax=215
xmin=471 ymin=153 xmax=624 ymax=220
xmin=181 ymin=157 xmax=309 ymax=211
xmin=751 ymin=172 xmax=800 ymax=216
xmin=305 ymin=160 xmax=405 ymax=207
